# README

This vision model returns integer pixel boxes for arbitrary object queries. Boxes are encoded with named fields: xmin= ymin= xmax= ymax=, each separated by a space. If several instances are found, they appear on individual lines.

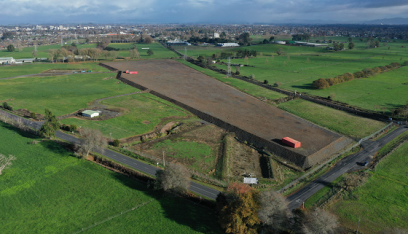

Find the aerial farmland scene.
xmin=1 ymin=1 xmax=408 ymax=234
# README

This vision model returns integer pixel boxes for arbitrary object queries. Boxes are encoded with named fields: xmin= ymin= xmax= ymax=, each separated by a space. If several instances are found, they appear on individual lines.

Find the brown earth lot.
xmin=104 ymin=60 xmax=347 ymax=168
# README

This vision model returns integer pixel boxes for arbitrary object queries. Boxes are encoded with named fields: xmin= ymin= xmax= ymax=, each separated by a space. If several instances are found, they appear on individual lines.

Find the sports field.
xmin=0 ymin=122 xmax=221 ymax=233
xmin=329 ymin=137 xmax=408 ymax=233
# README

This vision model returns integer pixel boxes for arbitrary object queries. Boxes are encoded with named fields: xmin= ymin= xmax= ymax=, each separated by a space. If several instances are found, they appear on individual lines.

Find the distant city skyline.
xmin=1 ymin=0 xmax=408 ymax=24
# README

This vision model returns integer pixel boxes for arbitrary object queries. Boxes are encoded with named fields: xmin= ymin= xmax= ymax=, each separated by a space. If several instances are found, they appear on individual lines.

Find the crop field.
xmin=61 ymin=93 xmax=192 ymax=139
xmin=104 ymin=60 xmax=349 ymax=169
xmin=329 ymin=139 xmax=408 ymax=233
xmin=0 ymin=73 xmax=137 ymax=116
xmin=279 ymin=99 xmax=387 ymax=139
xmin=176 ymin=59 xmax=287 ymax=101
xmin=0 ymin=122 xmax=221 ymax=233
xmin=0 ymin=62 xmax=109 ymax=78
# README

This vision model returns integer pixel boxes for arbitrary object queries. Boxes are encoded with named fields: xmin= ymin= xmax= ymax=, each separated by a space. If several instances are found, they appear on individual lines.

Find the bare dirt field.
xmin=103 ymin=60 xmax=349 ymax=168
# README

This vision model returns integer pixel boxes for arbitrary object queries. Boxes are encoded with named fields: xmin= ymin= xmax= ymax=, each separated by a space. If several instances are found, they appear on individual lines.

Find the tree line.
xmin=313 ymin=61 xmax=407 ymax=89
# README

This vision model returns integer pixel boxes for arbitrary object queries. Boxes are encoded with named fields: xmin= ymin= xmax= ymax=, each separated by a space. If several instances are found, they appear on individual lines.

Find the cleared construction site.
xmin=102 ymin=60 xmax=352 ymax=169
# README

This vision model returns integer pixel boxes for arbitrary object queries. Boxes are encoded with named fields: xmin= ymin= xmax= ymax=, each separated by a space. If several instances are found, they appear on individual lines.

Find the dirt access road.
xmin=104 ymin=60 xmax=345 ymax=168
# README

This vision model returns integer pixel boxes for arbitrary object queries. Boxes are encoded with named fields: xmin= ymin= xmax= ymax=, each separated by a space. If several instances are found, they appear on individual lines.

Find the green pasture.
xmin=134 ymin=42 xmax=179 ymax=59
xmin=177 ymin=59 xmax=286 ymax=101
xmin=153 ymin=139 xmax=214 ymax=172
xmin=61 ymin=93 xmax=191 ymax=139
xmin=330 ymin=139 xmax=408 ymax=233
xmin=0 ymin=122 xmax=221 ymax=234
xmin=279 ymin=99 xmax=387 ymax=138
xmin=0 ymin=73 xmax=136 ymax=116
xmin=0 ymin=62 xmax=109 ymax=78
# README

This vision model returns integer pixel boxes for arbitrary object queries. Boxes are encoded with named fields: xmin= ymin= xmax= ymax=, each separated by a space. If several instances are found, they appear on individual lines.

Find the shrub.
xmin=2 ymin=102 xmax=9 ymax=110
xmin=235 ymin=71 xmax=240 ymax=75
xmin=70 ymin=124 xmax=77 ymax=132
xmin=274 ymin=82 xmax=281 ymax=87
xmin=363 ymin=68 xmax=374 ymax=77
xmin=343 ymin=72 xmax=354 ymax=81
xmin=354 ymin=71 xmax=364 ymax=78
xmin=312 ymin=78 xmax=330 ymax=89
xmin=403 ymin=61 xmax=408 ymax=66
xmin=30 ymin=112 xmax=36 ymax=119
xmin=113 ymin=139 xmax=120 ymax=147
xmin=263 ymin=80 xmax=268 ymax=84
xmin=391 ymin=62 xmax=400 ymax=68
xmin=250 ymin=74 xmax=255 ymax=79
xmin=326 ymin=78 xmax=336 ymax=86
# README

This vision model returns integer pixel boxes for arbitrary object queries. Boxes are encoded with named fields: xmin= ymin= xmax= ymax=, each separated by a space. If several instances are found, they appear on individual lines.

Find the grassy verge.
xmin=279 ymin=99 xmax=387 ymax=138
xmin=304 ymin=176 xmax=344 ymax=209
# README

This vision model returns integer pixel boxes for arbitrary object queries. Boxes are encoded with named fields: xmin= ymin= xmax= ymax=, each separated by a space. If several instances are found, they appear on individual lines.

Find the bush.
xmin=312 ymin=78 xmax=330 ymax=89
xmin=263 ymin=80 xmax=268 ymax=84
xmin=326 ymin=78 xmax=336 ymax=86
xmin=30 ymin=112 xmax=36 ymax=119
xmin=235 ymin=71 xmax=240 ymax=75
xmin=274 ymin=82 xmax=281 ymax=87
xmin=250 ymin=74 xmax=255 ymax=79
xmin=70 ymin=124 xmax=77 ymax=132
xmin=354 ymin=71 xmax=364 ymax=78
xmin=403 ymin=61 xmax=408 ymax=66
xmin=113 ymin=139 xmax=120 ymax=147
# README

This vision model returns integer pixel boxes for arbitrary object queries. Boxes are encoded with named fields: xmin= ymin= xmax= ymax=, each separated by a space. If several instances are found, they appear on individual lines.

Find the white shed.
xmin=243 ymin=177 xmax=258 ymax=184
xmin=82 ymin=110 xmax=100 ymax=118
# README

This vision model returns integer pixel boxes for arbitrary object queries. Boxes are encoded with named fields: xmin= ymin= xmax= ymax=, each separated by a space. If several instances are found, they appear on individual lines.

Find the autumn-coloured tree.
xmin=218 ymin=182 xmax=260 ymax=234
xmin=312 ymin=78 xmax=330 ymax=89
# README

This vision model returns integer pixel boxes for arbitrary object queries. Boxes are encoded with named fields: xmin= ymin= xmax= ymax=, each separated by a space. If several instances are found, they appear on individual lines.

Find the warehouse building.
xmin=216 ymin=43 xmax=240 ymax=47
xmin=0 ymin=57 xmax=15 ymax=65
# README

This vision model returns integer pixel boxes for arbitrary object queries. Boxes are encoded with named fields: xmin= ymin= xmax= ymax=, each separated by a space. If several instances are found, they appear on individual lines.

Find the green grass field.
xmin=0 ymin=62 xmax=109 ymax=79
xmin=177 ymin=59 xmax=287 ymax=101
xmin=113 ymin=42 xmax=179 ymax=59
xmin=153 ymin=139 xmax=214 ymax=172
xmin=0 ymin=122 xmax=221 ymax=233
xmin=0 ymin=73 xmax=136 ymax=116
xmin=61 ymin=93 xmax=192 ymax=139
xmin=278 ymin=99 xmax=387 ymax=138
xmin=330 ymin=139 xmax=408 ymax=233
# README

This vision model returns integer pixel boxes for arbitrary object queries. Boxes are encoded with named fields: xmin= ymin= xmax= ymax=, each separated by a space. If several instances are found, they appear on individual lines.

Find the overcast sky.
xmin=1 ymin=0 xmax=408 ymax=24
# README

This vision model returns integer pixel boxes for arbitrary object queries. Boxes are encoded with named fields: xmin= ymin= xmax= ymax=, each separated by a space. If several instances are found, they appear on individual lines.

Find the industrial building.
xmin=166 ymin=39 xmax=191 ymax=46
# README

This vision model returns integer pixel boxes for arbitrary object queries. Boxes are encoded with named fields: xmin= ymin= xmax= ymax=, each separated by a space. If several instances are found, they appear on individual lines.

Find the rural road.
xmin=287 ymin=125 xmax=408 ymax=210
xmin=55 ymin=131 xmax=221 ymax=200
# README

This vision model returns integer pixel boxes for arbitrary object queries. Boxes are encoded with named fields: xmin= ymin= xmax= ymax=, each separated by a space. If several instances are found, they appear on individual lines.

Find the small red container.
xmin=282 ymin=137 xmax=301 ymax=148
xmin=129 ymin=71 xmax=138 ymax=74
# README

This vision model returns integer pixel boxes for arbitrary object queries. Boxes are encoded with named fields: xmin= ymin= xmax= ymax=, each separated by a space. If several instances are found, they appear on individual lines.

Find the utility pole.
xmin=227 ymin=57 xmax=231 ymax=77
xmin=162 ymin=151 xmax=165 ymax=167
xmin=184 ymin=47 xmax=187 ymax=60
xmin=356 ymin=216 xmax=360 ymax=234
xmin=61 ymin=35 xmax=63 ymax=46
xmin=75 ymin=32 xmax=78 ymax=44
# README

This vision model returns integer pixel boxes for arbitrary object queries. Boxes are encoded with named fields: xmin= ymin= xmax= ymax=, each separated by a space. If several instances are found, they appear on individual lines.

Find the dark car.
xmin=358 ymin=161 xmax=369 ymax=166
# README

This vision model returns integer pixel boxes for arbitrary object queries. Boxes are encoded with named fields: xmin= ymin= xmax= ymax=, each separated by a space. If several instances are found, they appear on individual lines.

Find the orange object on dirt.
xmin=129 ymin=71 xmax=138 ymax=74
xmin=282 ymin=137 xmax=301 ymax=148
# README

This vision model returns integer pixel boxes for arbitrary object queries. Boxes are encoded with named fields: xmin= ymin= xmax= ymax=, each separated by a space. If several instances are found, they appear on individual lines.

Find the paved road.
xmin=287 ymin=125 xmax=408 ymax=210
xmin=55 ymin=131 xmax=221 ymax=200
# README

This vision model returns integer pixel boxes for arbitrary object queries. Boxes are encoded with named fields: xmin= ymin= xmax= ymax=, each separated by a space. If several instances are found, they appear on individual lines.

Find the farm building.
xmin=274 ymin=41 xmax=286 ymax=45
xmin=216 ymin=43 xmax=240 ymax=47
xmin=82 ymin=110 xmax=100 ymax=118
xmin=15 ymin=58 xmax=35 ymax=63
xmin=166 ymin=39 xmax=191 ymax=46
xmin=0 ymin=57 xmax=15 ymax=64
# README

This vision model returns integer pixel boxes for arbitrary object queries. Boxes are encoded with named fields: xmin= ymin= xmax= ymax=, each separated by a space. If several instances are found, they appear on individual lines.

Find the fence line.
xmin=73 ymin=199 xmax=154 ymax=234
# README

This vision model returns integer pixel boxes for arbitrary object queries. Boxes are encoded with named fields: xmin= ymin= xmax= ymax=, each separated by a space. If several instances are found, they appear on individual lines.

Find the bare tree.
xmin=155 ymin=163 xmax=191 ymax=194
xmin=80 ymin=128 xmax=107 ymax=158
xmin=0 ymin=154 xmax=16 ymax=175
xmin=31 ymin=50 xmax=38 ymax=58
xmin=78 ymin=48 xmax=89 ymax=61
xmin=109 ymin=51 xmax=118 ymax=60
xmin=144 ymin=35 xmax=154 ymax=44
xmin=258 ymin=190 xmax=289 ymax=233
xmin=48 ymin=49 xmax=58 ymax=63
xmin=303 ymin=208 xmax=338 ymax=234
